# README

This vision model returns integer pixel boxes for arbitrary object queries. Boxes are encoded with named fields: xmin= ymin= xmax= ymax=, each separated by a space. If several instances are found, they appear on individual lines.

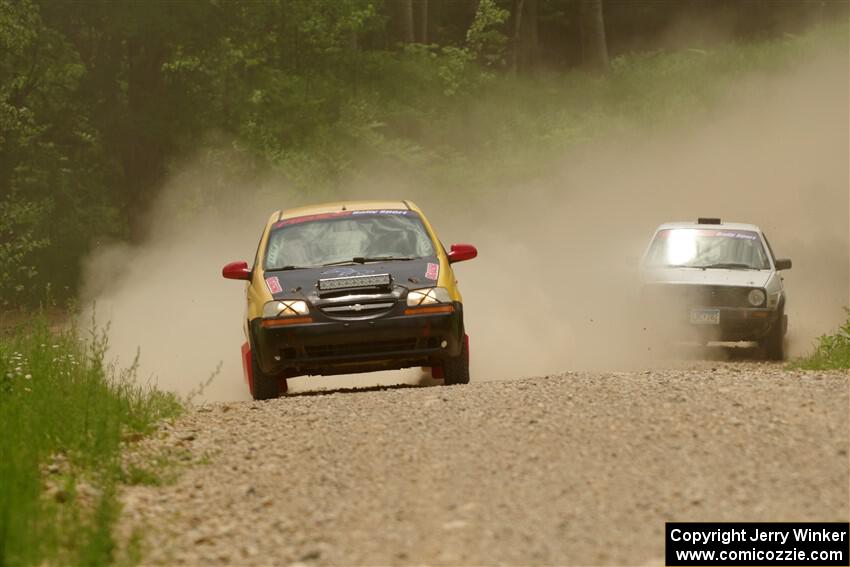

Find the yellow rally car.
xmin=222 ymin=200 xmax=477 ymax=399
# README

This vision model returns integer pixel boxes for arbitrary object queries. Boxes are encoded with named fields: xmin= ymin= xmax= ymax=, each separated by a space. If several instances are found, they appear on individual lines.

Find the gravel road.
xmin=121 ymin=362 xmax=849 ymax=566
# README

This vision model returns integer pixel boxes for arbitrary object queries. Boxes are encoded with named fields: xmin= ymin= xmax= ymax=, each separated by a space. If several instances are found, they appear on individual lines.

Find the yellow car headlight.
xmin=263 ymin=300 xmax=309 ymax=318
xmin=407 ymin=287 xmax=451 ymax=306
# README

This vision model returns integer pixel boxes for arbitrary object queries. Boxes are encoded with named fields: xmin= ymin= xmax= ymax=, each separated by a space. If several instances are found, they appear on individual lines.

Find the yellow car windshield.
xmin=264 ymin=210 xmax=437 ymax=270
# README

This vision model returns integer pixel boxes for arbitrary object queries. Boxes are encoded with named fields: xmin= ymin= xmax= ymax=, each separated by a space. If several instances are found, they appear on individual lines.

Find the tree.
xmin=415 ymin=0 xmax=429 ymax=44
xmin=398 ymin=0 xmax=415 ymax=43
xmin=466 ymin=0 xmax=509 ymax=67
xmin=511 ymin=0 xmax=539 ymax=73
xmin=579 ymin=0 xmax=609 ymax=73
xmin=38 ymin=1 xmax=227 ymax=242
xmin=0 ymin=0 xmax=108 ymax=303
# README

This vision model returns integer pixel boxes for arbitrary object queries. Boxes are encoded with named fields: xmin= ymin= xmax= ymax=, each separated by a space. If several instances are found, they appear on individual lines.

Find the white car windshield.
xmin=644 ymin=229 xmax=770 ymax=270
xmin=265 ymin=210 xmax=437 ymax=270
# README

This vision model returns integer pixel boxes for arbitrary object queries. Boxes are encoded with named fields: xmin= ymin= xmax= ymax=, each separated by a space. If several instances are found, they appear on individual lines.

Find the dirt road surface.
xmin=121 ymin=362 xmax=849 ymax=566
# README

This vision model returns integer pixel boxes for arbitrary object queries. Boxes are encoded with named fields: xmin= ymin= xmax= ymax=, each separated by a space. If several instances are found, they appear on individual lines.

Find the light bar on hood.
xmin=318 ymin=273 xmax=391 ymax=291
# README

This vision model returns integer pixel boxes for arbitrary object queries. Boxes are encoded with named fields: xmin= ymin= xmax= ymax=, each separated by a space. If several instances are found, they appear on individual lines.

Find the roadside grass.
xmin=0 ymin=315 xmax=181 ymax=566
xmin=791 ymin=310 xmax=850 ymax=370
xmin=121 ymin=452 xmax=184 ymax=488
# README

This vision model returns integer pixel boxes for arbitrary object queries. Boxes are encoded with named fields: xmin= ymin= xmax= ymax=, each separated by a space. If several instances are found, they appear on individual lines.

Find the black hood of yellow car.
xmin=262 ymin=256 xmax=441 ymax=301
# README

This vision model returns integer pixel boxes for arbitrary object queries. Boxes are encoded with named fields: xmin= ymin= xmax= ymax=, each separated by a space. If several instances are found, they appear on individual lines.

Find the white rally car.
xmin=639 ymin=218 xmax=792 ymax=359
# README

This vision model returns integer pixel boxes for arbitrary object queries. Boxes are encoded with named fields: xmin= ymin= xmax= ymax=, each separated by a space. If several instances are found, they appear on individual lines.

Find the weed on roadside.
xmin=0 ymin=315 xmax=181 ymax=565
xmin=790 ymin=309 xmax=850 ymax=370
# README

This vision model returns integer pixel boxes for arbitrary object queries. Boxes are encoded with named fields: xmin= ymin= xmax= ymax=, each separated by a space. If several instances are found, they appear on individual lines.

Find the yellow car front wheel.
xmin=249 ymin=348 xmax=286 ymax=400
xmin=443 ymin=334 xmax=470 ymax=385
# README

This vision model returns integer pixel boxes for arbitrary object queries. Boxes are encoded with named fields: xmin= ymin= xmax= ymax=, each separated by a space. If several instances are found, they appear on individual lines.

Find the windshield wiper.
xmin=355 ymin=256 xmax=416 ymax=263
xmin=267 ymin=265 xmax=309 ymax=271
xmin=694 ymin=262 xmax=760 ymax=270
xmin=322 ymin=256 xmax=417 ymax=266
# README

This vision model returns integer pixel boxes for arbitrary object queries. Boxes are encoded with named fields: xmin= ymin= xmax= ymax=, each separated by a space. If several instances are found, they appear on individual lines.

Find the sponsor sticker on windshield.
xmin=351 ymin=209 xmax=411 ymax=216
xmin=425 ymin=262 xmax=439 ymax=281
xmin=265 ymin=276 xmax=283 ymax=294
xmin=715 ymin=231 xmax=758 ymax=240
xmin=657 ymin=229 xmax=758 ymax=240
xmin=273 ymin=209 xmax=412 ymax=229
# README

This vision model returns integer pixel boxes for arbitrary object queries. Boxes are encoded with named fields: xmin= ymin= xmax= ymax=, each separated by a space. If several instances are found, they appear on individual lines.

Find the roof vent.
xmin=698 ymin=217 xmax=721 ymax=225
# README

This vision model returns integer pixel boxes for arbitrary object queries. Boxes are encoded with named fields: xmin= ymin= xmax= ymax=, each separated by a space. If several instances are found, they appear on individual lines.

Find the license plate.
xmin=690 ymin=309 xmax=720 ymax=325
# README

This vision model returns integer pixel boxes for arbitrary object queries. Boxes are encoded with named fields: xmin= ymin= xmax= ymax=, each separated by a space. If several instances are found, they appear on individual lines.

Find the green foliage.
xmin=0 ymin=317 xmax=181 ymax=565
xmin=0 ymin=194 xmax=50 ymax=306
xmin=466 ymin=0 xmax=510 ymax=67
xmin=435 ymin=46 xmax=476 ymax=96
xmin=0 ymin=0 xmax=125 ymax=305
xmin=791 ymin=310 xmax=850 ymax=370
xmin=122 ymin=463 xmax=165 ymax=487
xmin=313 ymin=22 xmax=841 ymax=197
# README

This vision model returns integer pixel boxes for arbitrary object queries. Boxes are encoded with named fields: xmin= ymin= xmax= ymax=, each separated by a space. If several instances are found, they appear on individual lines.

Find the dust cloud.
xmin=82 ymin=42 xmax=848 ymax=401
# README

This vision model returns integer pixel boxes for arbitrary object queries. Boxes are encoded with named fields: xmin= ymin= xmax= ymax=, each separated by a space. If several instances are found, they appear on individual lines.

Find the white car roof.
xmin=656 ymin=221 xmax=761 ymax=232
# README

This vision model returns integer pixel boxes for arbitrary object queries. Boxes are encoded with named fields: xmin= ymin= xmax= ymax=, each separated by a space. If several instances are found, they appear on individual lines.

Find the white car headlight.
xmin=263 ymin=300 xmax=309 ymax=318
xmin=407 ymin=287 xmax=451 ymax=306
xmin=747 ymin=289 xmax=766 ymax=307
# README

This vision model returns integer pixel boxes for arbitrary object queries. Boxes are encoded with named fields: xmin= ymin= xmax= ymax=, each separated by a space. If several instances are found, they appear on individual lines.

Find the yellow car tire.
xmin=443 ymin=334 xmax=470 ymax=385
xmin=250 ymin=350 xmax=285 ymax=400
